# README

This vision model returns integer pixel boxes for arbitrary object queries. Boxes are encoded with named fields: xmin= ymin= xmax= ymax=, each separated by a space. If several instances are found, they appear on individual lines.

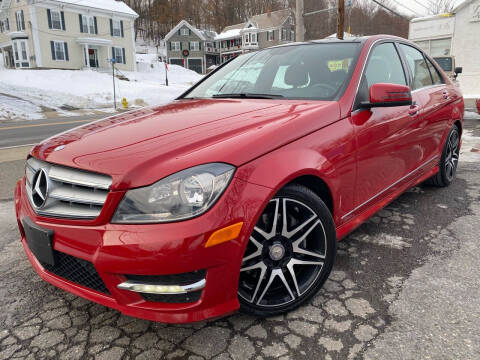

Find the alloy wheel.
xmin=445 ymin=128 xmax=460 ymax=182
xmin=238 ymin=198 xmax=327 ymax=307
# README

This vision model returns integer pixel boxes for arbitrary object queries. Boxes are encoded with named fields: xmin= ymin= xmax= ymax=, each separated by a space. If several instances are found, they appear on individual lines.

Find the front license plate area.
xmin=22 ymin=217 xmax=55 ymax=266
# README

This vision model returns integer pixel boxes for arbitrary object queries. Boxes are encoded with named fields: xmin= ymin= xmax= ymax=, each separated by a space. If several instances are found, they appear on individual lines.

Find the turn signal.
xmin=205 ymin=222 xmax=243 ymax=248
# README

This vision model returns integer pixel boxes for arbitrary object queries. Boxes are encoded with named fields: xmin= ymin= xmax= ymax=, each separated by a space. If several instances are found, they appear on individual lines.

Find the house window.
xmin=288 ymin=16 xmax=294 ymax=25
xmin=113 ymin=47 xmax=125 ymax=64
xmin=15 ymin=10 xmax=25 ymax=31
xmin=290 ymin=30 xmax=294 ymax=41
xmin=245 ymin=34 xmax=249 ymax=43
xmin=180 ymin=28 xmax=189 ymax=36
xmin=13 ymin=42 xmax=19 ymax=61
xmin=0 ymin=21 xmax=4 ymax=33
xmin=81 ymin=15 xmax=96 ymax=34
xmin=281 ymin=28 xmax=287 ymax=40
xmin=171 ymin=41 xmax=181 ymax=51
xmin=112 ymin=19 xmax=121 ymax=37
xmin=267 ymin=30 xmax=274 ymax=41
xmin=251 ymin=33 xmax=256 ymax=43
xmin=190 ymin=41 xmax=200 ymax=51
xmin=5 ymin=18 xmax=9 ymax=31
xmin=53 ymin=41 xmax=67 ymax=61
xmin=50 ymin=10 xmax=62 ymax=30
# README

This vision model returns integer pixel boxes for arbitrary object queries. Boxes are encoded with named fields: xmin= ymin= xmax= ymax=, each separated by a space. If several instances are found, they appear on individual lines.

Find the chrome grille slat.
xmin=25 ymin=157 xmax=112 ymax=220
xmin=49 ymin=185 xmax=108 ymax=205
xmin=49 ymin=166 xmax=111 ymax=190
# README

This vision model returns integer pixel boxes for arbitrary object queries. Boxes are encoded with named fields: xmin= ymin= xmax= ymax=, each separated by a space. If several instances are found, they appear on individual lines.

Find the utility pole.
xmin=337 ymin=0 xmax=345 ymax=40
xmin=296 ymin=0 xmax=304 ymax=42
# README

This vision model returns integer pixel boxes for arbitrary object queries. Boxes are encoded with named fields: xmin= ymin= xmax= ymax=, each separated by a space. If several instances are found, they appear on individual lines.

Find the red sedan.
xmin=14 ymin=35 xmax=464 ymax=323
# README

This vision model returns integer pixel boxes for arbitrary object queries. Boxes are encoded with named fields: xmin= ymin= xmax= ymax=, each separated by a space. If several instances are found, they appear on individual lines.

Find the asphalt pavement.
xmin=0 ymin=115 xmax=106 ymax=148
xmin=0 ymin=116 xmax=479 ymax=360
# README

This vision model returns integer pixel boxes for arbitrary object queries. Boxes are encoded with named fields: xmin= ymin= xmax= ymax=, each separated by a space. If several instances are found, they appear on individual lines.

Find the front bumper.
xmin=14 ymin=176 xmax=271 ymax=323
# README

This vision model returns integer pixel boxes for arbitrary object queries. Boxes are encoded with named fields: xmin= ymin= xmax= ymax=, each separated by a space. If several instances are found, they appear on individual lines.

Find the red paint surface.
xmin=15 ymin=36 xmax=464 ymax=322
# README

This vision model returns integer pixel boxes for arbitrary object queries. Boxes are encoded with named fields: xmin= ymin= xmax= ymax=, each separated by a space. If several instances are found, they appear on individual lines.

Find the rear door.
xmin=351 ymin=42 xmax=421 ymax=211
xmin=398 ymin=44 xmax=450 ymax=165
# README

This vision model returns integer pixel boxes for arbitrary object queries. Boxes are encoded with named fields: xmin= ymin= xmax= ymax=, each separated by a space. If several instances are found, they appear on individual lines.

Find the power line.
xmin=370 ymin=0 xmax=411 ymax=20
xmin=412 ymin=0 xmax=431 ymax=12
xmin=389 ymin=0 xmax=421 ymax=16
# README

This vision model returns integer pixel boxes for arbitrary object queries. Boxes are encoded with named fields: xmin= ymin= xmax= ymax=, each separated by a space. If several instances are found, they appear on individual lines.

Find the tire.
xmin=238 ymin=184 xmax=336 ymax=317
xmin=425 ymin=125 xmax=460 ymax=187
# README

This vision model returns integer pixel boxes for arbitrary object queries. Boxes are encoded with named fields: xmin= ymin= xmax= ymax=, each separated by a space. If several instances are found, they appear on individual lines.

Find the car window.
xmin=365 ymin=43 xmax=406 ymax=88
xmin=184 ymin=43 xmax=359 ymax=101
xmin=426 ymin=58 xmax=443 ymax=85
xmin=399 ymin=44 xmax=433 ymax=90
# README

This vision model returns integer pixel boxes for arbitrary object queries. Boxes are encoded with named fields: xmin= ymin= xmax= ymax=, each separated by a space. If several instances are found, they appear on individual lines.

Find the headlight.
xmin=112 ymin=163 xmax=235 ymax=223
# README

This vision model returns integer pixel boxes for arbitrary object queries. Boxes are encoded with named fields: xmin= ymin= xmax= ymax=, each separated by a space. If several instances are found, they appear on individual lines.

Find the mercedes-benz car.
xmin=14 ymin=35 xmax=464 ymax=323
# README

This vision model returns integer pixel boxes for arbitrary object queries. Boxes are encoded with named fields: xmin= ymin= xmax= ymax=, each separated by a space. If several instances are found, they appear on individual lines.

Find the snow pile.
xmin=460 ymin=129 xmax=480 ymax=163
xmin=0 ymin=65 xmax=202 ymax=121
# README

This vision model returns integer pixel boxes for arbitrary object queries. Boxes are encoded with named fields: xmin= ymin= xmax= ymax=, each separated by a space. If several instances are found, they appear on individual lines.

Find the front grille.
xmin=25 ymin=157 xmax=112 ymax=220
xmin=40 ymin=251 xmax=110 ymax=295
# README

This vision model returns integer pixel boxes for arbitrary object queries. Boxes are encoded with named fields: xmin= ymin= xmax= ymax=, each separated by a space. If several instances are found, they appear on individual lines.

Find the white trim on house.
xmin=130 ymin=20 xmax=136 ymax=72
xmin=164 ymin=20 xmax=206 ymax=41
xmin=29 ymin=5 xmax=42 ymax=67
xmin=76 ymin=37 xmax=112 ymax=46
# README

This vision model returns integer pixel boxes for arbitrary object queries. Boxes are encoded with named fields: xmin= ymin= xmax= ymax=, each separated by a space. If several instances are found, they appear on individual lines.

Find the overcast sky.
xmin=389 ymin=0 xmax=466 ymax=17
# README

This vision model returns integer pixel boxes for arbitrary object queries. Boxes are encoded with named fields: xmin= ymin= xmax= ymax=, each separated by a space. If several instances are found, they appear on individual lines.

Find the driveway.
xmin=0 ymin=117 xmax=479 ymax=360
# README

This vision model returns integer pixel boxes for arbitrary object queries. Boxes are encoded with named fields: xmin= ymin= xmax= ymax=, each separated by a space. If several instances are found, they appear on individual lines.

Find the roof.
xmin=215 ymin=28 xmax=243 ymax=40
xmin=453 ymin=0 xmax=471 ymax=13
xmin=164 ymin=20 xmax=207 ymax=41
xmin=410 ymin=13 xmax=455 ymax=22
xmin=222 ymin=8 xmax=293 ymax=33
xmin=52 ymin=0 xmax=138 ymax=17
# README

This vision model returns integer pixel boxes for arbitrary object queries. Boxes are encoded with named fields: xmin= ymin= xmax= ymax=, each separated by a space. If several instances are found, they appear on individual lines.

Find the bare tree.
xmin=427 ymin=0 xmax=456 ymax=14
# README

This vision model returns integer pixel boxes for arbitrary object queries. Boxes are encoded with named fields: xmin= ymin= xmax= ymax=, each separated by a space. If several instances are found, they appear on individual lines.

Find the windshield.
xmin=183 ymin=43 xmax=360 ymax=101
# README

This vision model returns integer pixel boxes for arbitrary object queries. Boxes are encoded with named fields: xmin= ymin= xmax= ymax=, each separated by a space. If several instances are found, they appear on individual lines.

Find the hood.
xmin=33 ymin=99 xmax=339 ymax=190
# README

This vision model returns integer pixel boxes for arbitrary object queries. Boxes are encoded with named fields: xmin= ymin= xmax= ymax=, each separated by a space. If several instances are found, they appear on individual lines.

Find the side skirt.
xmin=336 ymin=165 xmax=439 ymax=240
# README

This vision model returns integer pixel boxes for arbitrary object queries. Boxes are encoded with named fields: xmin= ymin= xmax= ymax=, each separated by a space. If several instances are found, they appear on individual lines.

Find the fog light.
xmin=117 ymin=279 xmax=205 ymax=294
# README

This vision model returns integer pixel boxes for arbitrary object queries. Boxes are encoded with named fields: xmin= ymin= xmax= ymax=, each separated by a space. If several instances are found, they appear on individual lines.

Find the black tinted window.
xmin=426 ymin=58 xmax=443 ymax=85
xmin=399 ymin=44 xmax=433 ymax=90
xmin=365 ymin=43 xmax=406 ymax=88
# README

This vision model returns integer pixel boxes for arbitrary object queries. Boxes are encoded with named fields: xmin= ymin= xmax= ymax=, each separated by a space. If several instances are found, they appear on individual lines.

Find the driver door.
xmin=350 ymin=42 xmax=422 ymax=214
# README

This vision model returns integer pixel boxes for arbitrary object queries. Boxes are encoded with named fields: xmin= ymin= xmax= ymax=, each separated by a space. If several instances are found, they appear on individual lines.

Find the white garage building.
xmin=409 ymin=0 xmax=480 ymax=97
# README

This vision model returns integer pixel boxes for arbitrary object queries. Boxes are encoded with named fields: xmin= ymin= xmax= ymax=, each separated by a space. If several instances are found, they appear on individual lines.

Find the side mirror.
xmin=454 ymin=66 xmax=462 ymax=79
xmin=360 ymin=83 xmax=412 ymax=108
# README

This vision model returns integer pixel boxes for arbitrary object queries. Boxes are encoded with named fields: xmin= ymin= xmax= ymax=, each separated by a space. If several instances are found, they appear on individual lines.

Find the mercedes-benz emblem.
xmin=31 ymin=169 xmax=49 ymax=209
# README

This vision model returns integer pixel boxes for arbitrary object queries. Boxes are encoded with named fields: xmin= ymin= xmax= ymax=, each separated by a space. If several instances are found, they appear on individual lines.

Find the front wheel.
xmin=425 ymin=125 xmax=460 ymax=187
xmin=238 ymin=184 xmax=336 ymax=317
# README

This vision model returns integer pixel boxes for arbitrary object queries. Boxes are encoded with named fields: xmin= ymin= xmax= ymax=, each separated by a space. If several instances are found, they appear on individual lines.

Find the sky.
xmin=389 ymin=0 xmax=466 ymax=17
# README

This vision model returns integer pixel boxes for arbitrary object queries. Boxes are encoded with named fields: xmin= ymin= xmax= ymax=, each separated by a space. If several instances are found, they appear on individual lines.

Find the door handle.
xmin=408 ymin=104 xmax=420 ymax=116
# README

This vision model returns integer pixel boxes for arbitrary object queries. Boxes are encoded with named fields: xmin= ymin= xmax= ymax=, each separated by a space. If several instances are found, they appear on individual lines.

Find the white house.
xmin=409 ymin=0 xmax=480 ymax=96
xmin=0 ymin=0 xmax=138 ymax=71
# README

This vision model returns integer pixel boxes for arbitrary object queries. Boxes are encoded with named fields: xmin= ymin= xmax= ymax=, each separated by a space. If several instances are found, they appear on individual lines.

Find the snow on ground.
xmin=0 ymin=64 xmax=202 ymax=121
xmin=460 ymin=129 xmax=480 ymax=163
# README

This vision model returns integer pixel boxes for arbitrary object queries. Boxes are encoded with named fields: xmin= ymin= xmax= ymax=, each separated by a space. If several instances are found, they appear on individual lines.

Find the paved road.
xmin=0 ymin=115 xmax=106 ymax=148
xmin=0 ymin=117 xmax=479 ymax=360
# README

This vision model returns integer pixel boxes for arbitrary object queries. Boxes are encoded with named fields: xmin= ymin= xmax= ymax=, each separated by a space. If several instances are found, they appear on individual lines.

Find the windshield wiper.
xmin=212 ymin=93 xmax=284 ymax=99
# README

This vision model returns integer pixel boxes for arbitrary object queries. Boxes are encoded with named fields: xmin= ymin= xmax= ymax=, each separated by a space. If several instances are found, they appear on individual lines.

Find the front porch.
xmin=76 ymin=37 xmax=112 ymax=71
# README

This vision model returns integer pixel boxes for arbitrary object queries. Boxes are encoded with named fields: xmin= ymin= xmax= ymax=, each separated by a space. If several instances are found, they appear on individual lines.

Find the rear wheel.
xmin=238 ymin=184 xmax=336 ymax=317
xmin=425 ymin=125 xmax=460 ymax=187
